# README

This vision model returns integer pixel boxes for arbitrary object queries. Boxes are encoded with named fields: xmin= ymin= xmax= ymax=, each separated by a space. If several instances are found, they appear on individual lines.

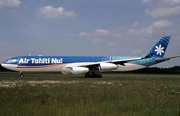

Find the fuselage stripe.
xmin=17 ymin=63 xmax=65 ymax=68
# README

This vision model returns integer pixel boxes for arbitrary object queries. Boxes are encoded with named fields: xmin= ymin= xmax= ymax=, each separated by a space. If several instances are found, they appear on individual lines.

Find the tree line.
xmin=129 ymin=66 xmax=180 ymax=74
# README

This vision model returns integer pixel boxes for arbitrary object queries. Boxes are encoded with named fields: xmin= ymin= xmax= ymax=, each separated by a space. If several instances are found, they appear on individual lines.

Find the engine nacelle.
xmin=71 ymin=67 xmax=89 ymax=74
xmin=61 ymin=67 xmax=72 ymax=74
xmin=99 ymin=63 xmax=118 ymax=70
xmin=62 ymin=67 xmax=89 ymax=74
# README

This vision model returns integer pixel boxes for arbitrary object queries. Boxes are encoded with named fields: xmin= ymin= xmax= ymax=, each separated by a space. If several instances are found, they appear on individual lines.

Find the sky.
xmin=0 ymin=0 xmax=180 ymax=68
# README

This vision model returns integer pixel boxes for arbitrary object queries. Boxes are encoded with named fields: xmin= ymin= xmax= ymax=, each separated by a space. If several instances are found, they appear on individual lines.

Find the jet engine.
xmin=99 ymin=63 xmax=118 ymax=70
xmin=62 ymin=67 xmax=89 ymax=74
xmin=71 ymin=67 xmax=89 ymax=74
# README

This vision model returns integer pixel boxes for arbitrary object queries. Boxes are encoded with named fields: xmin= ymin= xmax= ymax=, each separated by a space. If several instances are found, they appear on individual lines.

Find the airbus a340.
xmin=1 ymin=36 xmax=180 ymax=78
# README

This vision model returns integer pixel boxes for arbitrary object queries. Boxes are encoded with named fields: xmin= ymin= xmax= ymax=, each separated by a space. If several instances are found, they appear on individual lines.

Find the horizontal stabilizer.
xmin=155 ymin=56 xmax=180 ymax=63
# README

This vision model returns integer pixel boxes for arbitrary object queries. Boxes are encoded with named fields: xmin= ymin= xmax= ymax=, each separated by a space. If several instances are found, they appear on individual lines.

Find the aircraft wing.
xmin=103 ymin=57 xmax=144 ymax=65
xmin=65 ymin=57 xmax=144 ymax=68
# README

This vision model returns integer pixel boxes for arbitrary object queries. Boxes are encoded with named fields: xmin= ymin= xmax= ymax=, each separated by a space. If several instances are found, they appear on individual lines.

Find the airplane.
xmin=1 ymin=35 xmax=180 ymax=78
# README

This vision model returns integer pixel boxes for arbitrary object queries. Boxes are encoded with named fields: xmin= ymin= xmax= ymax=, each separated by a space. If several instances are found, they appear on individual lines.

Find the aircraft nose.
xmin=1 ymin=63 xmax=12 ymax=68
xmin=1 ymin=63 xmax=5 ymax=70
xmin=1 ymin=63 xmax=6 ymax=68
xmin=0 ymin=63 xmax=17 ymax=71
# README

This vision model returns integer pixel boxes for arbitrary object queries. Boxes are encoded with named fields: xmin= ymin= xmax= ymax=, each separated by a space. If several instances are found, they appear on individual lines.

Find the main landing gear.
xmin=20 ymin=71 xmax=24 ymax=78
xmin=84 ymin=72 xmax=102 ymax=78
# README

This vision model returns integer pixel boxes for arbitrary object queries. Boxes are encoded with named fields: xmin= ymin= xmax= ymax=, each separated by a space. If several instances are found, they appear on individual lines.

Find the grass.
xmin=0 ymin=72 xmax=180 ymax=116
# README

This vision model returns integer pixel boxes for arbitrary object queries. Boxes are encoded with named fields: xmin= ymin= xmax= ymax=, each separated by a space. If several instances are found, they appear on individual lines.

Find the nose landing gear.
xmin=20 ymin=71 xmax=24 ymax=78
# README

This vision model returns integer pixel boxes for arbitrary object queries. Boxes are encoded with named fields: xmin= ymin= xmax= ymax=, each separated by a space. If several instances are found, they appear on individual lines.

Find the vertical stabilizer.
xmin=143 ymin=35 xmax=171 ymax=59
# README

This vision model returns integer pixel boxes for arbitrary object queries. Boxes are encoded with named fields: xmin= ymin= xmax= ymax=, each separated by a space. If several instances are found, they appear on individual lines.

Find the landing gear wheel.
xmin=20 ymin=74 xmax=24 ymax=78
xmin=97 ymin=74 xmax=102 ymax=78
xmin=84 ymin=72 xmax=102 ymax=78
xmin=85 ymin=73 xmax=90 ymax=78
xmin=84 ymin=74 xmax=88 ymax=78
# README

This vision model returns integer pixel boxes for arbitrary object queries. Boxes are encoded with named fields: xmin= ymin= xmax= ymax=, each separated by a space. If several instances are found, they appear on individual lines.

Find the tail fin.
xmin=143 ymin=35 xmax=171 ymax=59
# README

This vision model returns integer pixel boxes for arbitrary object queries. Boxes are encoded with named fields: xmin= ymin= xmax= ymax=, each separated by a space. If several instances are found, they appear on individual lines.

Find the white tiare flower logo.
xmin=154 ymin=44 xmax=164 ymax=56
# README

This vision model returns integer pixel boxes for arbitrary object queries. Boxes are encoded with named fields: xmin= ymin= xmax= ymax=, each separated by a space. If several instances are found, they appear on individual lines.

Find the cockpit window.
xmin=6 ymin=59 xmax=17 ymax=62
xmin=7 ymin=60 xmax=12 ymax=62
